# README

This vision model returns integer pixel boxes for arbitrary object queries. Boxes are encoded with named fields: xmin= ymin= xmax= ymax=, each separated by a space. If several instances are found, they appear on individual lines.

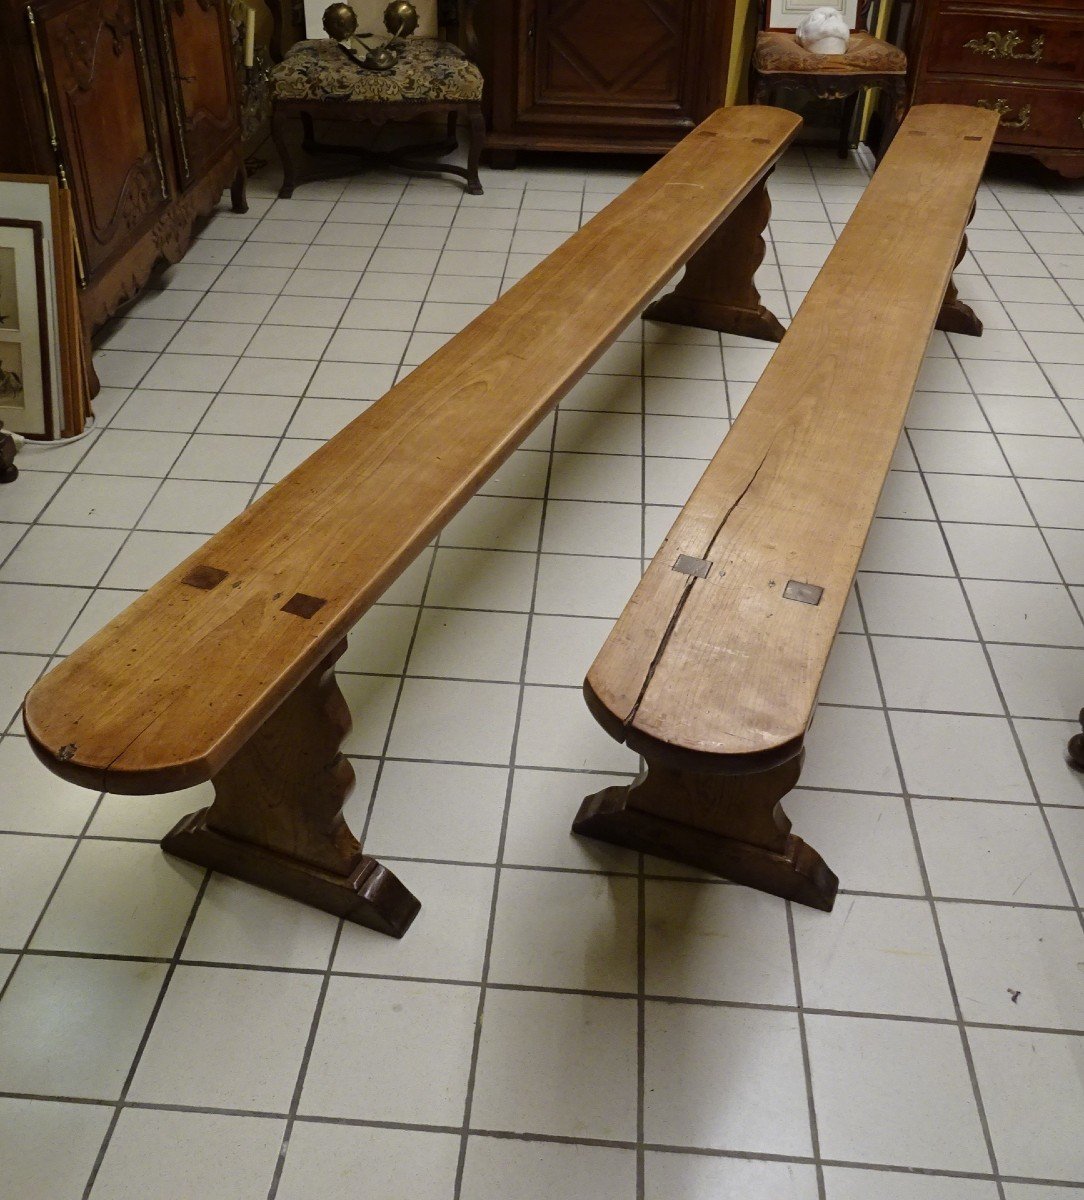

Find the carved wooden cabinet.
xmin=0 ymin=0 xmax=245 ymax=338
xmin=907 ymin=0 xmax=1084 ymax=178
xmin=475 ymin=0 xmax=737 ymax=158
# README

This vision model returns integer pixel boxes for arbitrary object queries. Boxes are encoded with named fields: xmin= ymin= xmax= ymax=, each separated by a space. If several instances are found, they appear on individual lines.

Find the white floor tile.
xmin=472 ymin=988 xmax=637 ymax=1140
xmin=488 ymin=867 xmax=637 ymax=992
xmin=333 ymin=860 xmax=493 ymax=981
xmin=90 ymin=1108 xmax=284 ymax=1200
xmin=913 ymin=797 xmax=1070 ymax=903
xmin=645 ymin=1003 xmax=811 ymax=1154
xmin=0 ymin=954 xmax=167 ymax=1098
xmin=181 ymin=874 xmax=339 ymax=970
xmin=645 ymin=881 xmax=795 ymax=1004
xmin=299 ymin=976 xmax=477 ymax=1123
xmin=364 ymin=759 xmax=507 ymax=863
xmin=2 ymin=1097 xmax=113 ymax=1198
xmin=388 ymin=677 xmax=518 ymax=763
xmin=890 ymin=711 xmax=1033 ymax=802
xmin=795 ymin=894 xmax=953 ymax=1018
xmin=31 ymin=839 xmax=200 ymax=956
xmin=463 ymin=1136 xmax=636 ymax=1200
xmin=786 ymin=790 xmax=924 ymax=895
xmin=807 ymin=1014 xmax=990 ymax=1171
xmin=129 ymin=964 xmax=321 ymax=1110
xmin=938 ymin=901 xmax=1084 ymax=1029
xmin=278 ymin=1124 xmax=459 ymax=1200
xmin=970 ymin=1026 xmax=1084 ymax=1181
xmin=822 ymin=1168 xmax=998 ymax=1199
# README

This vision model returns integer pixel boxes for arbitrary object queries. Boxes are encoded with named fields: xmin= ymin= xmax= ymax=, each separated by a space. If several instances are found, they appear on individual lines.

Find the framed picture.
xmin=0 ymin=218 xmax=52 ymax=438
xmin=768 ymin=0 xmax=858 ymax=29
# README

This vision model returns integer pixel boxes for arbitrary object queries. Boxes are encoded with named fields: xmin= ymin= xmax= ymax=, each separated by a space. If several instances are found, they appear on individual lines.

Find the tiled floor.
xmin=1 ymin=137 xmax=1083 ymax=1200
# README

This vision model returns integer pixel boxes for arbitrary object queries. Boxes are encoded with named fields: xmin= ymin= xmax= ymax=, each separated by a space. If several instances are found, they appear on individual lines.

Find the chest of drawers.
xmin=907 ymin=0 xmax=1084 ymax=178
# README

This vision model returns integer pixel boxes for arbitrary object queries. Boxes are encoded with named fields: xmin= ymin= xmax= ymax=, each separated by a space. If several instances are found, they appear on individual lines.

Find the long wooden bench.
xmin=573 ymin=104 xmax=999 ymax=911
xmin=23 ymin=106 xmax=806 ymax=937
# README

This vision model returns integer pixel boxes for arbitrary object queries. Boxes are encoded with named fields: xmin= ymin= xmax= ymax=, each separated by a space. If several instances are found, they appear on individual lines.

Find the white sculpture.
xmin=795 ymin=6 xmax=851 ymax=54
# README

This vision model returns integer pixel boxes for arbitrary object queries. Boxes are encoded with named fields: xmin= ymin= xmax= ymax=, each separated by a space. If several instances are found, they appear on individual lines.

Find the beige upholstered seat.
xmin=270 ymin=36 xmax=483 ymax=104
xmin=753 ymin=29 xmax=905 ymax=76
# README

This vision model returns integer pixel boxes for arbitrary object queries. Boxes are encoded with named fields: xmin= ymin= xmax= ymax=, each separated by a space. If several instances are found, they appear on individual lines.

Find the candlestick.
xmin=243 ymin=6 xmax=255 ymax=69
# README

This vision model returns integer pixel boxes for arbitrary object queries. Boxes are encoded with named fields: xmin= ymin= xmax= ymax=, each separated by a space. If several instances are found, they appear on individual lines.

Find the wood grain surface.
xmin=586 ymin=104 xmax=999 ymax=772
xmin=23 ymin=105 xmax=800 ymax=794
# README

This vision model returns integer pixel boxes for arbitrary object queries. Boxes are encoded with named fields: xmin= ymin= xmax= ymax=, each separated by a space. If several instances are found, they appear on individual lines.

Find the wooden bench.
xmin=23 ymin=106 xmax=804 ymax=938
xmin=573 ymin=104 xmax=999 ymax=911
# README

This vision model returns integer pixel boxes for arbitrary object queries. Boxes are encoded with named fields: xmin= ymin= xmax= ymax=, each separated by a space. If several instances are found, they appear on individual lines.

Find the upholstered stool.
xmin=751 ymin=2 xmax=907 ymax=161
xmin=270 ymin=36 xmax=485 ymax=197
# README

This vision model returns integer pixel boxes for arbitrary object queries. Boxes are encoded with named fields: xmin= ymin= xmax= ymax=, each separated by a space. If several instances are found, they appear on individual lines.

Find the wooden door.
xmin=519 ymin=0 xmax=706 ymax=131
xmin=32 ymin=0 xmax=171 ymax=275
xmin=155 ymin=0 xmax=240 ymax=189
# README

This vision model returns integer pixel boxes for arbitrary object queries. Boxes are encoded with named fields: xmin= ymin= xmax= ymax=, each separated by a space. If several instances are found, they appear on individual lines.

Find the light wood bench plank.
xmin=575 ymin=104 xmax=1000 ymax=910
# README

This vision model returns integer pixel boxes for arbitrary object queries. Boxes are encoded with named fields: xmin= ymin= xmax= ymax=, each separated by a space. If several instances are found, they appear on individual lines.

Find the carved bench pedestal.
xmin=162 ymin=642 xmax=419 ymax=937
xmin=573 ymin=751 xmax=838 ymax=912
xmin=643 ymin=175 xmax=787 ymax=344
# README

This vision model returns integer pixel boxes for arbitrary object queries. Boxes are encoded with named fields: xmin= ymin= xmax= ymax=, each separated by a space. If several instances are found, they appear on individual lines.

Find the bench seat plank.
xmin=586 ymin=104 xmax=999 ymax=774
xmin=25 ymin=106 xmax=800 ymax=795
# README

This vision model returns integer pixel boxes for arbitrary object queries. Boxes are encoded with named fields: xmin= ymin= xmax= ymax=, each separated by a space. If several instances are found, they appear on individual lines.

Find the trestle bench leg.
xmin=642 ymin=174 xmax=787 ymax=344
xmin=161 ymin=641 xmax=420 ymax=936
xmin=572 ymin=751 xmax=838 ymax=911
xmin=936 ymin=205 xmax=982 ymax=337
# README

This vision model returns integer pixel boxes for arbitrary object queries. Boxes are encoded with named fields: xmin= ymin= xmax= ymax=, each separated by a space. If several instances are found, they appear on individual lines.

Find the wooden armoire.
xmin=474 ymin=0 xmax=737 ymax=160
xmin=0 ymin=0 xmax=246 ymax=339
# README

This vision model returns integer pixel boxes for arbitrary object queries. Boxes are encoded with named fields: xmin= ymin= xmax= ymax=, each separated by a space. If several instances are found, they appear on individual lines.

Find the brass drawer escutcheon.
xmin=964 ymin=29 xmax=1045 ymax=63
xmin=977 ymin=98 xmax=1032 ymax=131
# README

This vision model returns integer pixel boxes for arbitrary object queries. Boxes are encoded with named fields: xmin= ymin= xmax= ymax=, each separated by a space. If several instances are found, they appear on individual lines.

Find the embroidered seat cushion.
xmin=754 ymin=29 xmax=906 ymax=75
xmin=271 ymin=36 xmax=484 ymax=103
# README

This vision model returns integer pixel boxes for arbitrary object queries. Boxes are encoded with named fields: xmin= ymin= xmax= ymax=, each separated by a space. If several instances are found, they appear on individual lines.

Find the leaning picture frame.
xmin=0 ymin=217 xmax=53 ymax=438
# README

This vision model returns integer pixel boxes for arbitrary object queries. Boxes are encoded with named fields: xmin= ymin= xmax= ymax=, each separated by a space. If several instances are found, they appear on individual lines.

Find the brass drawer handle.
xmin=965 ymin=29 xmax=1045 ymax=62
xmin=977 ymin=99 xmax=1032 ymax=131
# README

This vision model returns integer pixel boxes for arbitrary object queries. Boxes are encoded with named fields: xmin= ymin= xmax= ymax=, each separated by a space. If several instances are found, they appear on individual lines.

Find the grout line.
xmin=451 ymin=174 xmax=561 ymax=1200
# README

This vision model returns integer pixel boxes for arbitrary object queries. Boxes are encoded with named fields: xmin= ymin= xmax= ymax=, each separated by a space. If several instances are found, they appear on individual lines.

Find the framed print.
xmin=0 ymin=218 xmax=52 ymax=438
xmin=768 ymin=0 xmax=858 ymax=29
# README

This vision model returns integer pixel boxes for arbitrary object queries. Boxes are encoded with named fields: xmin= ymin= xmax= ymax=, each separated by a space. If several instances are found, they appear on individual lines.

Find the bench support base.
xmin=936 ymin=224 xmax=982 ymax=338
xmin=643 ymin=175 xmax=787 ymax=344
xmin=161 ymin=641 xmax=420 ymax=937
xmin=572 ymin=753 xmax=837 ymax=911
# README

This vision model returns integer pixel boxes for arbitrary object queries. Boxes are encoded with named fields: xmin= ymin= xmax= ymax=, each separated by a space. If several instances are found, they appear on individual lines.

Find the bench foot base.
xmin=642 ymin=172 xmax=786 ymax=346
xmin=572 ymin=754 xmax=838 ymax=912
xmin=643 ymin=295 xmax=786 ymax=343
xmin=163 ymin=809 xmax=420 ymax=936
xmin=159 ymin=639 xmax=420 ymax=937
xmin=936 ymin=295 xmax=983 ymax=338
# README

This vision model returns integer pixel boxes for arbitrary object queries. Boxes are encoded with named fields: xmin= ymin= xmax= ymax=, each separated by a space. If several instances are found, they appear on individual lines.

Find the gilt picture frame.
xmin=768 ymin=0 xmax=857 ymax=29
xmin=0 ymin=218 xmax=53 ymax=439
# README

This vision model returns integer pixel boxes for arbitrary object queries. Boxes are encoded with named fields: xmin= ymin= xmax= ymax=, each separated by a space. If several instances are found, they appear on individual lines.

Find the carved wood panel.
xmin=523 ymin=0 xmax=701 ymax=121
xmin=156 ymin=0 xmax=240 ymax=187
xmin=37 ymin=0 xmax=171 ymax=274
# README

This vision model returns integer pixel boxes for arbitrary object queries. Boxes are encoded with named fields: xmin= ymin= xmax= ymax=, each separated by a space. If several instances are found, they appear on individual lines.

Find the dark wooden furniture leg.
xmin=838 ymin=90 xmax=861 ymax=159
xmin=272 ymin=106 xmax=298 ymax=199
xmin=0 ymin=422 xmax=17 ymax=484
xmin=643 ymin=174 xmax=786 ymax=343
xmin=936 ymin=205 xmax=982 ymax=337
xmin=230 ymin=164 xmax=248 ymax=214
xmin=1069 ymin=708 xmax=1084 ymax=771
xmin=877 ymin=78 xmax=907 ymax=163
xmin=573 ymin=752 xmax=838 ymax=911
xmin=162 ymin=641 xmax=420 ymax=936
xmin=465 ymin=106 xmax=486 ymax=195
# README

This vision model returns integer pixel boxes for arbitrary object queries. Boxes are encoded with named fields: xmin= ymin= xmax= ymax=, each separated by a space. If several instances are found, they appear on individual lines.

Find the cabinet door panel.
xmin=37 ymin=0 xmax=170 ymax=274
xmin=524 ymin=0 xmax=700 ymax=124
xmin=157 ymin=0 xmax=239 ymax=187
